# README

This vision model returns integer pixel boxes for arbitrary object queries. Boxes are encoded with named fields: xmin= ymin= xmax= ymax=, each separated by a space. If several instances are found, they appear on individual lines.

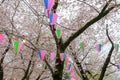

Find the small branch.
xmin=0 ymin=0 xmax=5 ymax=6
xmin=36 ymin=70 xmax=46 ymax=80
xmin=100 ymin=0 xmax=112 ymax=13
xmin=69 ymin=46 xmax=89 ymax=80
xmin=77 ymin=0 xmax=100 ymax=13
xmin=63 ymin=3 xmax=114 ymax=51
xmin=98 ymin=24 xmax=114 ymax=80
xmin=51 ymin=0 xmax=59 ymax=13
xmin=44 ymin=59 xmax=54 ymax=75
xmin=22 ymin=0 xmax=40 ymax=17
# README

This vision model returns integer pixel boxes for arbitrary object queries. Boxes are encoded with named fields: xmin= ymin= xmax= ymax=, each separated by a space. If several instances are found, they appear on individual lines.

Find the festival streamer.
xmin=117 ymin=64 xmax=120 ymax=69
xmin=41 ymin=50 xmax=45 ymax=60
xmin=44 ymin=0 xmax=48 ymax=9
xmin=96 ymin=44 xmax=102 ymax=52
xmin=56 ymin=29 xmax=60 ymax=39
xmin=60 ymin=53 xmax=63 ymax=61
xmin=68 ymin=64 xmax=72 ymax=70
xmin=71 ymin=72 xmax=76 ymax=80
xmin=37 ymin=50 xmax=42 ymax=59
xmin=68 ymin=77 xmax=70 ymax=80
xmin=76 ymin=74 xmax=78 ymax=80
xmin=80 ymin=41 xmax=87 ymax=49
xmin=56 ymin=29 xmax=62 ymax=39
xmin=0 ymin=34 xmax=4 ymax=42
xmin=14 ymin=40 xmax=19 ymax=53
xmin=48 ymin=0 xmax=53 ymax=10
xmin=60 ymin=53 xmax=66 ymax=61
xmin=80 ymin=77 xmax=83 ymax=80
xmin=65 ymin=57 xmax=69 ymax=68
xmin=50 ymin=52 xmax=56 ymax=62
xmin=49 ymin=13 xmax=58 ymax=25
xmin=18 ymin=40 xmax=26 ymax=53
xmin=52 ymin=13 xmax=58 ymax=25
xmin=116 ymin=43 xmax=119 ymax=52
xmin=78 ymin=76 xmax=80 ymax=80
xmin=44 ymin=0 xmax=53 ymax=17
xmin=70 ymin=67 xmax=73 ymax=73
xmin=63 ymin=53 xmax=66 ymax=60
xmin=37 ymin=50 xmax=45 ymax=63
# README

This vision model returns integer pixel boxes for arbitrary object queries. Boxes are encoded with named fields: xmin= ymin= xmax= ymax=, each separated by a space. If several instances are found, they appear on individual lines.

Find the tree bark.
xmin=0 ymin=65 xmax=3 ymax=80
xmin=52 ymin=44 xmax=64 ymax=80
xmin=98 ymin=25 xmax=114 ymax=80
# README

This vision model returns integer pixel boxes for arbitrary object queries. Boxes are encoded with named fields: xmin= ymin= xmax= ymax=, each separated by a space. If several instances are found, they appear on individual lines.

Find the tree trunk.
xmin=0 ymin=65 xmax=3 ymax=80
xmin=52 ymin=45 xmax=64 ymax=80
